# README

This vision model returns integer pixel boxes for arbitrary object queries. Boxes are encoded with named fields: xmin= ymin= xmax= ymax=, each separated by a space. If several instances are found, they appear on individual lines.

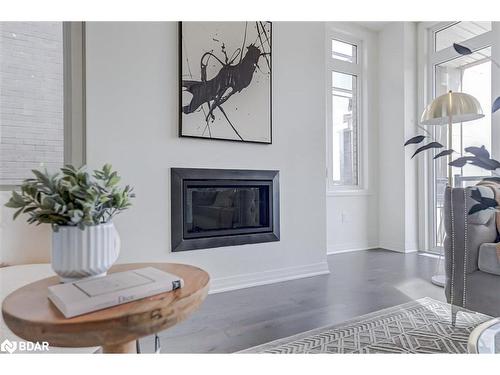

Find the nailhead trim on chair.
xmin=450 ymin=187 xmax=456 ymax=306
xmin=463 ymin=189 xmax=468 ymax=308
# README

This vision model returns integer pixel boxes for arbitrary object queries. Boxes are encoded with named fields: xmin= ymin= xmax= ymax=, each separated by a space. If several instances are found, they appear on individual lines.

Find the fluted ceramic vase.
xmin=51 ymin=222 xmax=121 ymax=283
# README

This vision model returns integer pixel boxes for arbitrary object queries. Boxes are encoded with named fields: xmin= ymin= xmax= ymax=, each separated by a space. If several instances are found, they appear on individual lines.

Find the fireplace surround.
xmin=171 ymin=168 xmax=280 ymax=252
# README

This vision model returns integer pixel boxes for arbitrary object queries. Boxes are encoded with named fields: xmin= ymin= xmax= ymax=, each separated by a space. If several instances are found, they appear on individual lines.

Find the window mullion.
xmin=328 ymin=60 xmax=360 ymax=76
xmin=63 ymin=22 xmax=86 ymax=168
xmin=431 ymin=30 xmax=493 ymax=65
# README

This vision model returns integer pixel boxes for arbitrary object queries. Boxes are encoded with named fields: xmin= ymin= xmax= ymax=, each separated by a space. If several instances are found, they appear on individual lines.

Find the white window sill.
xmin=326 ymin=189 xmax=372 ymax=197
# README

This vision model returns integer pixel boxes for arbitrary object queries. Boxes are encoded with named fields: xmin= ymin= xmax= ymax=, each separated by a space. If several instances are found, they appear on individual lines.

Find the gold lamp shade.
xmin=420 ymin=91 xmax=484 ymax=125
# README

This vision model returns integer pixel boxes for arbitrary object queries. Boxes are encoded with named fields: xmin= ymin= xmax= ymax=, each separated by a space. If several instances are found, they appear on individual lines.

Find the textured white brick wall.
xmin=0 ymin=22 xmax=64 ymax=185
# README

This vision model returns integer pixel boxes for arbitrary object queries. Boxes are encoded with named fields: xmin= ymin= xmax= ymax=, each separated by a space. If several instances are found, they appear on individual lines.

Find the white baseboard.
xmin=328 ymin=240 xmax=420 ymax=255
xmin=404 ymin=241 xmax=420 ymax=253
xmin=209 ymin=261 xmax=330 ymax=294
xmin=378 ymin=241 xmax=419 ymax=253
xmin=378 ymin=240 xmax=405 ymax=253
xmin=327 ymin=242 xmax=378 ymax=255
xmin=403 ymin=249 xmax=419 ymax=253
xmin=418 ymin=252 xmax=442 ymax=259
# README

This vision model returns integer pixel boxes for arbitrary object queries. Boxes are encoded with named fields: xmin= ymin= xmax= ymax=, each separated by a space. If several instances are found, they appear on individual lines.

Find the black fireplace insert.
xmin=171 ymin=168 xmax=280 ymax=252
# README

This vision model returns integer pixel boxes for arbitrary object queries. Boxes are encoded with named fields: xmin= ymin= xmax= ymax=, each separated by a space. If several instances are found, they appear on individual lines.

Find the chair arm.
xmin=443 ymin=186 xmax=497 ymax=307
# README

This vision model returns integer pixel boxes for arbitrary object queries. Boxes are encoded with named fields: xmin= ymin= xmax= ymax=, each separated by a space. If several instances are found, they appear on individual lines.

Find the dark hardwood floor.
xmin=138 ymin=249 xmax=443 ymax=353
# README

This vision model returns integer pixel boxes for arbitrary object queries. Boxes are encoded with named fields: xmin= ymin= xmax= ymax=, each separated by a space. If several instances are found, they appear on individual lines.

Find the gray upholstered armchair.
xmin=444 ymin=186 xmax=500 ymax=318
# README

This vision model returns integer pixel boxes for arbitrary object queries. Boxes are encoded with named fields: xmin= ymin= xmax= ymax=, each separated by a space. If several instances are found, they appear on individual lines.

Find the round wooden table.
xmin=1 ymin=263 xmax=210 ymax=353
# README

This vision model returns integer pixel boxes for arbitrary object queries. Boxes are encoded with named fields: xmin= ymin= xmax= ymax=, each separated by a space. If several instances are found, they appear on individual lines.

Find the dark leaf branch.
xmin=404 ymin=135 xmax=426 ymax=146
xmin=404 ymin=124 xmax=451 ymax=159
xmin=466 ymin=145 xmax=490 ymax=159
xmin=493 ymin=97 xmax=500 ymax=114
xmin=403 ymin=137 xmax=500 ymax=216
xmin=404 ymin=136 xmax=453 ymax=159
xmin=433 ymin=149 xmax=455 ymax=159
xmin=411 ymin=142 xmax=443 ymax=159
xmin=449 ymin=146 xmax=500 ymax=170
xmin=469 ymin=188 xmax=499 ymax=215
xmin=453 ymin=43 xmax=473 ymax=56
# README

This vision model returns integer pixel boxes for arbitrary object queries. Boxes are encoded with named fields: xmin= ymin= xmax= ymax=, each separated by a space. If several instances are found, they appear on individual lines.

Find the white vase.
xmin=51 ymin=222 xmax=121 ymax=283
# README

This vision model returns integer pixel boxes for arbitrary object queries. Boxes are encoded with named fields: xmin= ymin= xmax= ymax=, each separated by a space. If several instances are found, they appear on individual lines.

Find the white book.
xmin=48 ymin=267 xmax=184 ymax=318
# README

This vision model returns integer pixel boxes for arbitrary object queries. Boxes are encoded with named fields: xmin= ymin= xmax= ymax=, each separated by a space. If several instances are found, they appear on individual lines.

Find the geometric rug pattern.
xmin=240 ymin=298 xmax=492 ymax=354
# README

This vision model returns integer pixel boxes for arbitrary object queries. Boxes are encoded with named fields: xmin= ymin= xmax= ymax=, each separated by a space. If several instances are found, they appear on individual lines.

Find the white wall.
xmin=0 ymin=191 xmax=51 ymax=265
xmin=325 ymin=22 xmax=380 ymax=254
xmin=1 ymin=21 xmax=427 ymax=282
xmin=83 ymin=22 xmax=328 ymax=292
xmin=403 ymin=23 xmax=419 ymax=252
xmin=492 ymin=23 xmax=500 ymax=160
xmin=378 ymin=22 xmax=418 ymax=252
xmin=1 ymin=22 xmax=329 ymax=291
xmin=326 ymin=22 xmax=420 ymax=254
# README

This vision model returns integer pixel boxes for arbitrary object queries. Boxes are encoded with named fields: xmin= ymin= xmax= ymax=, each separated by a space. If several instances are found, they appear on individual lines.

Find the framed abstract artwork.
xmin=179 ymin=22 xmax=272 ymax=144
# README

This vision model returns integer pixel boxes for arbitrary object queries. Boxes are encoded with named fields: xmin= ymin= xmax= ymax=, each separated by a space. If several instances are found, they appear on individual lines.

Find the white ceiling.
xmin=353 ymin=22 xmax=391 ymax=31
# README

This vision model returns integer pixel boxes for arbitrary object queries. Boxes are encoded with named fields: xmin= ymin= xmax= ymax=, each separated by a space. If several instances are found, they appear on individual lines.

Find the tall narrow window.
xmin=327 ymin=36 xmax=362 ymax=190
xmin=332 ymin=71 xmax=358 ymax=186
xmin=332 ymin=39 xmax=357 ymax=63
xmin=0 ymin=22 xmax=84 ymax=187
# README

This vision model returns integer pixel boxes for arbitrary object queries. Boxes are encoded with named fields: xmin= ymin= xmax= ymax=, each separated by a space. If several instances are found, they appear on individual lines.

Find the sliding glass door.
xmin=426 ymin=22 xmax=492 ymax=251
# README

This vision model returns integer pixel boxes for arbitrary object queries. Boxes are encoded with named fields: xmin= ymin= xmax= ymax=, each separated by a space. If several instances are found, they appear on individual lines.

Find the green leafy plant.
xmin=5 ymin=164 xmax=135 ymax=231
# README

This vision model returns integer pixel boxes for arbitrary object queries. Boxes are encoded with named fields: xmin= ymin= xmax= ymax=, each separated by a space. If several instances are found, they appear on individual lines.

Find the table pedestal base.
xmin=103 ymin=341 xmax=137 ymax=354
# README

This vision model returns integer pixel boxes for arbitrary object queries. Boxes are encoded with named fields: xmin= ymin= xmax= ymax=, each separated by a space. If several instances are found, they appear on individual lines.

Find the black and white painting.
xmin=179 ymin=22 xmax=272 ymax=144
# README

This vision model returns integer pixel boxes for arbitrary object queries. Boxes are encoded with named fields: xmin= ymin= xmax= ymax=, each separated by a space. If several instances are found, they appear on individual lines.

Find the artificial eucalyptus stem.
xmin=5 ymin=164 xmax=135 ymax=229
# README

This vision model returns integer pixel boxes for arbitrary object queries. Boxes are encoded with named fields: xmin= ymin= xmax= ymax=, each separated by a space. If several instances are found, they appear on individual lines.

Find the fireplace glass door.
xmin=183 ymin=181 xmax=272 ymax=239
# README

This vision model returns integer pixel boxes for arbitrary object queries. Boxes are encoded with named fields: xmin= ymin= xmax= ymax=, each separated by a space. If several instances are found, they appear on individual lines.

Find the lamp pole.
xmin=448 ymin=114 xmax=453 ymax=187
xmin=419 ymin=90 xmax=484 ymax=287
xmin=433 ymin=92 xmax=453 ymax=287
xmin=447 ymin=90 xmax=453 ymax=187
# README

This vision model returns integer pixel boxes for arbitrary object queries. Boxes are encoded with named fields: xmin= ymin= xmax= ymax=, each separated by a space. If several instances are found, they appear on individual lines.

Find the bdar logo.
xmin=0 ymin=339 xmax=49 ymax=353
xmin=1 ymin=339 xmax=17 ymax=354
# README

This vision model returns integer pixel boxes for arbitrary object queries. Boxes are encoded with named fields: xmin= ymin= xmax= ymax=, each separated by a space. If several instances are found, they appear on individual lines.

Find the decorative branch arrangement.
xmin=5 ymin=164 xmax=135 ymax=231
xmin=405 ymin=137 xmax=500 ymax=215
xmin=404 ymin=42 xmax=500 ymax=216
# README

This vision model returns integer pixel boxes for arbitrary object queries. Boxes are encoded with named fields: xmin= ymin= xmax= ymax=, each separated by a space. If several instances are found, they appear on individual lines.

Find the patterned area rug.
xmin=240 ymin=297 xmax=492 ymax=353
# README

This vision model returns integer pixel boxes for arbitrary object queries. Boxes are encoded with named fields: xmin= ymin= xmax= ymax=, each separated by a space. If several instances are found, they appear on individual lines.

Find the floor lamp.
xmin=420 ymin=90 xmax=484 ymax=287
